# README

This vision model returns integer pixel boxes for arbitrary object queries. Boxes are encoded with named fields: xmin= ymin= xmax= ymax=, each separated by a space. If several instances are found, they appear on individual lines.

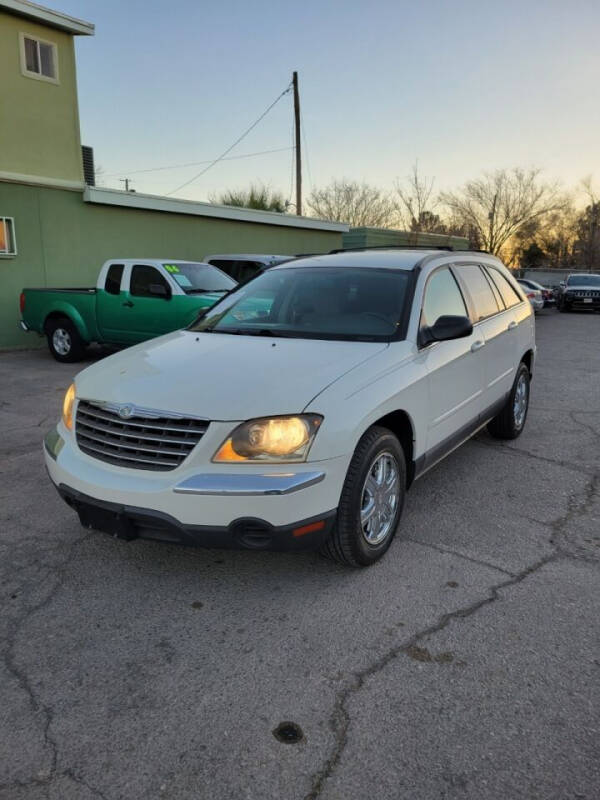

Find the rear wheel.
xmin=487 ymin=363 xmax=530 ymax=440
xmin=45 ymin=317 xmax=86 ymax=362
xmin=322 ymin=426 xmax=406 ymax=567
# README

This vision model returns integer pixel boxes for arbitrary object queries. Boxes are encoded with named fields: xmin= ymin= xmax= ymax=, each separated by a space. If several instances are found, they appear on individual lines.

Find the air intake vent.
xmin=82 ymin=145 xmax=95 ymax=186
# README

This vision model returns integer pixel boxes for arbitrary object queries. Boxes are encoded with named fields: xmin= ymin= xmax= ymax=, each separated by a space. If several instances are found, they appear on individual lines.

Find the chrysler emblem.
xmin=118 ymin=403 xmax=135 ymax=419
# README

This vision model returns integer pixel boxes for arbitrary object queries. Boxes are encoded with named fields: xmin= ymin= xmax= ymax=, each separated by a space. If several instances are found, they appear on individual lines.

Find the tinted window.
xmin=421 ymin=267 xmax=467 ymax=328
xmin=208 ymin=259 xmax=262 ymax=283
xmin=190 ymin=267 xmax=411 ymax=341
xmin=487 ymin=267 xmax=522 ymax=308
xmin=104 ymin=264 xmax=124 ymax=295
xmin=130 ymin=265 xmax=170 ymax=298
xmin=162 ymin=262 xmax=235 ymax=293
xmin=455 ymin=265 xmax=500 ymax=321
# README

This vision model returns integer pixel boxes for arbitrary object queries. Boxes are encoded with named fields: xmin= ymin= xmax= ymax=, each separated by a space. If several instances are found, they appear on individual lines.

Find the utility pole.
xmin=120 ymin=178 xmax=132 ymax=192
xmin=293 ymin=71 xmax=302 ymax=216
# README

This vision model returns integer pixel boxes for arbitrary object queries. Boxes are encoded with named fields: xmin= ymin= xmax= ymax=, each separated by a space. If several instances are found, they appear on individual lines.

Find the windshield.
xmin=189 ymin=266 xmax=411 ymax=341
xmin=163 ymin=262 xmax=236 ymax=293
xmin=567 ymin=275 xmax=600 ymax=287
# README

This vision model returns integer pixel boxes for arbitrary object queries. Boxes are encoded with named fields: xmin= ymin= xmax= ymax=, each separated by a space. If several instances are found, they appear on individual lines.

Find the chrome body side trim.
xmin=173 ymin=471 xmax=326 ymax=496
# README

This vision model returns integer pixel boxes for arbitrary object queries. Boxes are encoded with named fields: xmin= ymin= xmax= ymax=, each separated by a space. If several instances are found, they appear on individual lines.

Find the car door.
xmin=121 ymin=264 xmax=178 ymax=343
xmin=96 ymin=263 xmax=127 ymax=343
xmin=419 ymin=265 xmax=486 ymax=465
xmin=454 ymin=264 xmax=517 ymax=417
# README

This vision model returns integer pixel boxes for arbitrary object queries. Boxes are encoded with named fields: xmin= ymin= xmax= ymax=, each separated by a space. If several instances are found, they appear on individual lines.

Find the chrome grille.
xmin=76 ymin=400 xmax=209 ymax=471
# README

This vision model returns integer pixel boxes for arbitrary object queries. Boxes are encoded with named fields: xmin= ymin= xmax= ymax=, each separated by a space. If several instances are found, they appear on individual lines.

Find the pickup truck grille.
xmin=76 ymin=400 xmax=208 ymax=471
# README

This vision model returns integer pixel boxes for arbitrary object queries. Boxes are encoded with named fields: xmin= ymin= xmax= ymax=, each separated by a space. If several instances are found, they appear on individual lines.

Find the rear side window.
xmin=486 ymin=267 xmax=523 ymax=308
xmin=130 ymin=265 xmax=170 ymax=298
xmin=421 ymin=267 xmax=467 ymax=328
xmin=104 ymin=264 xmax=124 ymax=295
xmin=455 ymin=265 xmax=500 ymax=321
xmin=208 ymin=259 xmax=262 ymax=282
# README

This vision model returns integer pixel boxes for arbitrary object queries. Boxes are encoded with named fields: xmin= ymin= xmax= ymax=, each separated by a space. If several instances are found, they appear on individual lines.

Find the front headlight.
xmin=213 ymin=415 xmax=323 ymax=463
xmin=62 ymin=383 xmax=75 ymax=430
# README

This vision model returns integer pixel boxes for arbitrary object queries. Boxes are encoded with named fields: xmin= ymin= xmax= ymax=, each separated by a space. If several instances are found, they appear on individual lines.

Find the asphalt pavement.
xmin=1 ymin=310 xmax=598 ymax=800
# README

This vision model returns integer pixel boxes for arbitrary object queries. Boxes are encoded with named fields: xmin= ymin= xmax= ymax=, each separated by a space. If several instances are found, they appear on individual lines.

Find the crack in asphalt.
xmin=405 ymin=537 xmax=516 ymax=577
xmin=304 ymin=468 xmax=600 ymax=800
xmin=472 ymin=436 xmax=595 ymax=475
xmin=0 ymin=532 xmax=97 ymax=799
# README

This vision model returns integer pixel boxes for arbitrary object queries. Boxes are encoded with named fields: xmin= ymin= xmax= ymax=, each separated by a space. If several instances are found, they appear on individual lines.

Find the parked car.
xmin=204 ymin=254 xmax=293 ymax=283
xmin=518 ymin=278 xmax=556 ymax=307
xmin=517 ymin=280 xmax=544 ymax=313
xmin=20 ymin=259 xmax=236 ymax=361
xmin=45 ymin=248 xmax=535 ymax=567
xmin=556 ymin=273 xmax=600 ymax=312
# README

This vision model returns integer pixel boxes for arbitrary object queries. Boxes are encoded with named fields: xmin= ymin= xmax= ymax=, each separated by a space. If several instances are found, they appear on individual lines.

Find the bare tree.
xmin=440 ymin=168 xmax=565 ymax=256
xmin=394 ymin=163 xmax=441 ymax=231
xmin=306 ymin=179 xmax=397 ymax=227
xmin=211 ymin=183 xmax=287 ymax=212
xmin=575 ymin=177 xmax=600 ymax=270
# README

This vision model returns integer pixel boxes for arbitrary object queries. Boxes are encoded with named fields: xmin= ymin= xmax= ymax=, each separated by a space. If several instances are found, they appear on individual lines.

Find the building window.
xmin=0 ymin=218 xmax=17 ymax=256
xmin=19 ymin=33 xmax=58 ymax=83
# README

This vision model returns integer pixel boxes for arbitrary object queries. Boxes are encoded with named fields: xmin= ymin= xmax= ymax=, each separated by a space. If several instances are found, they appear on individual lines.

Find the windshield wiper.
xmin=186 ymin=288 xmax=229 ymax=295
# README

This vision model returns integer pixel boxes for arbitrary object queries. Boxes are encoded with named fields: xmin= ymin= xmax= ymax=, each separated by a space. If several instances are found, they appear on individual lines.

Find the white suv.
xmin=45 ymin=249 xmax=535 ymax=567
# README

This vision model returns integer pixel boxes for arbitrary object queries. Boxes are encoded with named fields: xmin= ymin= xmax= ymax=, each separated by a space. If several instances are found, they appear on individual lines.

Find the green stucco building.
xmin=0 ymin=1 xmax=346 ymax=348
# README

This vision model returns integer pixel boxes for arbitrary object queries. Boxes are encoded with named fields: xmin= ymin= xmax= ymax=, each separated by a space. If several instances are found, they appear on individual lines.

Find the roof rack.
xmin=328 ymin=245 xmax=453 ymax=254
xmin=328 ymin=245 xmax=492 ymax=255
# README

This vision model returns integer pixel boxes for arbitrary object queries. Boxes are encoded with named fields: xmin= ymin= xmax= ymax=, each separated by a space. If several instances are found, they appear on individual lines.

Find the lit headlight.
xmin=62 ymin=383 xmax=75 ymax=430
xmin=213 ymin=415 xmax=323 ymax=462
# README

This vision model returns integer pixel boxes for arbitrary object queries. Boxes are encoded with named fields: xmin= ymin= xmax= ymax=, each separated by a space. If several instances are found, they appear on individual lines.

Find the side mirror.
xmin=559 ymin=281 xmax=565 ymax=288
xmin=149 ymin=283 xmax=171 ymax=299
xmin=422 ymin=315 xmax=473 ymax=346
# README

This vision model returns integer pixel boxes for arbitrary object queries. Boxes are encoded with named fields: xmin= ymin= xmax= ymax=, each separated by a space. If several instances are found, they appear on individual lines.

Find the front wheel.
xmin=487 ymin=363 xmax=530 ymax=440
xmin=322 ymin=426 xmax=406 ymax=567
xmin=46 ymin=317 xmax=86 ymax=362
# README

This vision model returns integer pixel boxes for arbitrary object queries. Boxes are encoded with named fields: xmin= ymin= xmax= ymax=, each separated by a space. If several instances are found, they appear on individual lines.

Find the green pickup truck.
xmin=20 ymin=259 xmax=236 ymax=361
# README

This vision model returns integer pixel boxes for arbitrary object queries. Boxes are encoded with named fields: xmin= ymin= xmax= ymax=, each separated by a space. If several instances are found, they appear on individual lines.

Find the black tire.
xmin=487 ymin=362 xmax=530 ymax=440
xmin=45 ymin=317 xmax=87 ymax=362
xmin=322 ymin=426 xmax=406 ymax=567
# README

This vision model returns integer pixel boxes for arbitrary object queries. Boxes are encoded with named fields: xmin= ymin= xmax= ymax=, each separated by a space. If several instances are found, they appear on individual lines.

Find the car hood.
xmin=75 ymin=330 xmax=388 ymax=420
xmin=566 ymin=284 xmax=600 ymax=291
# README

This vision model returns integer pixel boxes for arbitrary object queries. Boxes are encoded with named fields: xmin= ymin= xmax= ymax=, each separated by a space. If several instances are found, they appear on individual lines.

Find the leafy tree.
xmin=306 ymin=179 xmax=397 ymax=227
xmin=212 ymin=183 xmax=287 ymax=212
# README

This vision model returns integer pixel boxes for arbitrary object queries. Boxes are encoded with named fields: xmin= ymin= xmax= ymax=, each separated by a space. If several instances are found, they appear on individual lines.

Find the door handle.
xmin=507 ymin=320 xmax=517 ymax=331
xmin=122 ymin=300 xmax=134 ymax=308
xmin=471 ymin=340 xmax=485 ymax=352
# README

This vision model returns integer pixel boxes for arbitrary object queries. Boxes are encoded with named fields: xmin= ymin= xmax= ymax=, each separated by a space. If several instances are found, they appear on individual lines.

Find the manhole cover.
xmin=272 ymin=721 xmax=304 ymax=744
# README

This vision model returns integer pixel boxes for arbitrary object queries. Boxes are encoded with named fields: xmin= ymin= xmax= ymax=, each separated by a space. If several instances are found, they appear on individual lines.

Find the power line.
xmin=166 ymin=82 xmax=293 ymax=196
xmin=105 ymin=146 xmax=293 ymax=178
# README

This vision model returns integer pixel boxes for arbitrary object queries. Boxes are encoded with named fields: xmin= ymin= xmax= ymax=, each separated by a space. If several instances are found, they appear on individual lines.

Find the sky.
xmin=56 ymin=0 xmax=600 ymax=206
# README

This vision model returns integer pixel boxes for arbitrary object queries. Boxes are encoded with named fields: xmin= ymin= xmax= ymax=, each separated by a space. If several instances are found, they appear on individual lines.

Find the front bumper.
xmin=563 ymin=295 xmax=600 ymax=309
xmin=56 ymin=484 xmax=336 ymax=551
xmin=45 ymin=426 xmax=345 ymax=552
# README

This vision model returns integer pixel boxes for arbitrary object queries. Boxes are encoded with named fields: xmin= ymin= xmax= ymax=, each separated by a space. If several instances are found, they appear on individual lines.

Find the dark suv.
xmin=557 ymin=274 xmax=600 ymax=312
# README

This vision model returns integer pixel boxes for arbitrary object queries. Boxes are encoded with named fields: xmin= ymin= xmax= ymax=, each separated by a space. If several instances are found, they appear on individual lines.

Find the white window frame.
xmin=0 ymin=217 xmax=18 ymax=257
xmin=19 ymin=32 xmax=59 ymax=84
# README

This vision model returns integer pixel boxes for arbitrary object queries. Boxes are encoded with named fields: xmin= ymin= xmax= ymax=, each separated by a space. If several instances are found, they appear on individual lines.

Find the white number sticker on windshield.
xmin=173 ymin=274 xmax=193 ymax=288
